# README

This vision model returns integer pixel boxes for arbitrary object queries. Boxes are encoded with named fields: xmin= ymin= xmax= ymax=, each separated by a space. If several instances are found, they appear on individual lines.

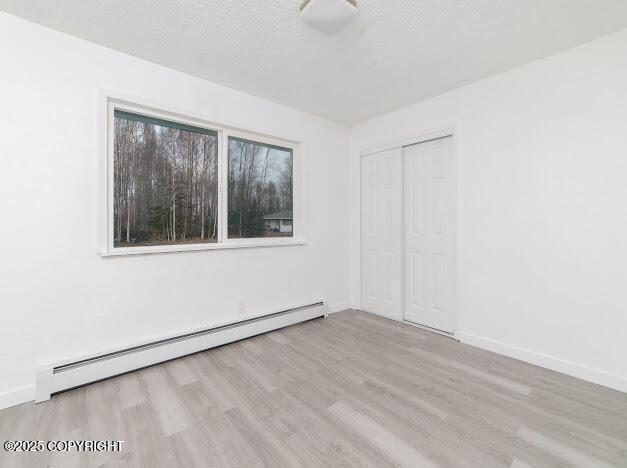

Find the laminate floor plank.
xmin=1 ymin=310 xmax=625 ymax=468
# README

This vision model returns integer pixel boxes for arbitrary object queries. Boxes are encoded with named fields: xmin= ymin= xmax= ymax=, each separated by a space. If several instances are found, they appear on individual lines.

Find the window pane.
xmin=113 ymin=110 xmax=218 ymax=247
xmin=227 ymin=137 xmax=293 ymax=238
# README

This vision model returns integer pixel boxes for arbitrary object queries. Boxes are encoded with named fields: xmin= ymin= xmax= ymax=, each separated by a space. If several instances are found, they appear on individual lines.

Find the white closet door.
xmin=360 ymin=148 xmax=403 ymax=320
xmin=403 ymin=137 xmax=455 ymax=332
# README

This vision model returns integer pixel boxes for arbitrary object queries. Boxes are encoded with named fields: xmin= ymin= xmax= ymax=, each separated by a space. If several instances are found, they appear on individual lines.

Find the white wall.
xmin=0 ymin=13 xmax=350 ymax=408
xmin=349 ymin=29 xmax=627 ymax=392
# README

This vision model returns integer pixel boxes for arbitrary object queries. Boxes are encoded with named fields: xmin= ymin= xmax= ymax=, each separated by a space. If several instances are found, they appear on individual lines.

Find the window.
xmin=100 ymin=95 xmax=303 ymax=255
xmin=227 ymin=137 xmax=293 ymax=239
xmin=113 ymin=110 xmax=218 ymax=247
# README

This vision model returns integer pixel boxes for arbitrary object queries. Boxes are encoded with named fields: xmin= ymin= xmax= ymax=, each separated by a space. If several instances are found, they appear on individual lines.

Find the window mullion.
xmin=217 ymin=130 xmax=229 ymax=243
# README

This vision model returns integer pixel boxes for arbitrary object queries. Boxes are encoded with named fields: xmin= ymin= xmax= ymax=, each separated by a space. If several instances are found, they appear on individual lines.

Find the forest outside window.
xmin=113 ymin=110 xmax=219 ymax=248
xmin=101 ymin=96 xmax=303 ymax=255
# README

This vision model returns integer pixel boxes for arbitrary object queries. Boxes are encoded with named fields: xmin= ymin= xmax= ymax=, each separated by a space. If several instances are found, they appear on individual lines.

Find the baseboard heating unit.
xmin=35 ymin=301 xmax=327 ymax=403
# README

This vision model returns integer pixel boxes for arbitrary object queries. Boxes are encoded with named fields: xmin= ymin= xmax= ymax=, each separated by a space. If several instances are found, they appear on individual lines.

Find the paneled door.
xmin=360 ymin=148 xmax=403 ymax=320
xmin=403 ymin=137 xmax=455 ymax=333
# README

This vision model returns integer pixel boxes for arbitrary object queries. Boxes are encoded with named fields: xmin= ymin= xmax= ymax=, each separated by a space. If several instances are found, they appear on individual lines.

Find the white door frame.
xmin=359 ymin=128 xmax=460 ymax=337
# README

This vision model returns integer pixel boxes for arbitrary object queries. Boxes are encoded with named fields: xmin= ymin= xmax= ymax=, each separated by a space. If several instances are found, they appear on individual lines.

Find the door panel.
xmin=360 ymin=149 xmax=403 ymax=320
xmin=403 ymin=137 xmax=455 ymax=332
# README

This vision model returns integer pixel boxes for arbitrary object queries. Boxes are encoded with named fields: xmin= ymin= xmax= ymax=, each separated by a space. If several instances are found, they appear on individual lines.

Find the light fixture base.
xmin=300 ymin=0 xmax=358 ymax=34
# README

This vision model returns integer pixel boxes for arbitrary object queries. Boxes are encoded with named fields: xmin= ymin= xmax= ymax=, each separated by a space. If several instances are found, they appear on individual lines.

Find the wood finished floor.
xmin=1 ymin=310 xmax=626 ymax=467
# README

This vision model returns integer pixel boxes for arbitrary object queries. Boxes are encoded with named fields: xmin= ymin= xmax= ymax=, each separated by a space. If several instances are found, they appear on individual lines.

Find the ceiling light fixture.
xmin=300 ymin=0 xmax=358 ymax=34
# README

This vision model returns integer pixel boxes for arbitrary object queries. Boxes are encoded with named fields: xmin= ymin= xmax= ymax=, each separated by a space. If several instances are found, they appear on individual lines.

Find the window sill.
xmin=99 ymin=239 xmax=307 ymax=257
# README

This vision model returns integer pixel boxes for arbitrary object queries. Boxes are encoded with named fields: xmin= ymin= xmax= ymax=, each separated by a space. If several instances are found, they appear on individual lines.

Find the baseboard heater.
xmin=35 ymin=301 xmax=327 ymax=403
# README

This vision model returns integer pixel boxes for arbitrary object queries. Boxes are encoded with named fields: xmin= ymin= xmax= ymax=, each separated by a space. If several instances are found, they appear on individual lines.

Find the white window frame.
xmin=98 ymin=91 xmax=306 ymax=256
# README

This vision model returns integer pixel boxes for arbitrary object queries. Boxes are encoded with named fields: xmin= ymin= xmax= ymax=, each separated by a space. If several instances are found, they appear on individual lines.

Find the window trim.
xmin=98 ymin=91 xmax=306 ymax=257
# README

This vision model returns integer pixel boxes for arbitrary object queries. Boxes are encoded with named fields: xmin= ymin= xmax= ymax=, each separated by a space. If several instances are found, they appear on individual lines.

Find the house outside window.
xmin=263 ymin=210 xmax=293 ymax=235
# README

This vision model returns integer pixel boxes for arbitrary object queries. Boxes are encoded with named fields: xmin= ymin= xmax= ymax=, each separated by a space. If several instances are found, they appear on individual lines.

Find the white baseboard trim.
xmin=0 ymin=385 xmax=34 ymax=411
xmin=457 ymin=331 xmax=627 ymax=393
xmin=350 ymin=301 xmax=362 ymax=310
xmin=328 ymin=302 xmax=351 ymax=314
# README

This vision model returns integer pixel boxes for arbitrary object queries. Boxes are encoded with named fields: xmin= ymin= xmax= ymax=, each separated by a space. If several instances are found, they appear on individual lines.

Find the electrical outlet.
xmin=238 ymin=299 xmax=247 ymax=315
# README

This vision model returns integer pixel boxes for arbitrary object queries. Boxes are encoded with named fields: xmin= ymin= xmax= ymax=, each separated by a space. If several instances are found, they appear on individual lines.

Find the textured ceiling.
xmin=2 ymin=0 xmax=627 ymax=124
